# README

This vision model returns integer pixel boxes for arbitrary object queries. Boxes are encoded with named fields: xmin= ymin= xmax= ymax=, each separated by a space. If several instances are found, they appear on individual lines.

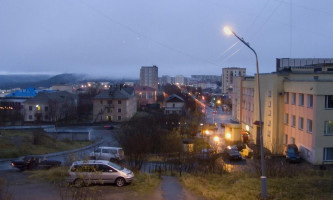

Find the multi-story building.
xmin=93 ymin=85 xmax=137 ymax=122
xmin=191 ymin=75 xmax=220 ymax=82
xmin=161 ymin=75 xmax=172 ymax=85
xmin=140 ymin=65 xmax=158 ymax=90
xmin=23 ymin=91 xmax=77 ymax=122
xmin=174 ymin=75 xmax=185 ymax=86
xmin=222 ymin=67 xmax=246 ymax=94
xmin=133 ymin=86 xmax=156 ymax=109
xmin=230 ymin=58 xmax=333 ymax=165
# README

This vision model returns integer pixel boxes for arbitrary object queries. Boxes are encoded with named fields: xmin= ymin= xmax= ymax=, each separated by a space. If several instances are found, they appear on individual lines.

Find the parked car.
xmin=11 ymin=155 xmax=61 ymax=171
xmin=286 ymin=144 xmax=301 ymax=163
xmin=103 ymin=125 xmax=114 ymax=130
xmin=89 ymin=147 xmax=124 ymax=161
xmin=67 ymin=160 xmax=134 ymax=187
xmin=239 ymin=144 xmax=253 ymax=158
xmin=223 ymin=145 xmax=242 ymax=161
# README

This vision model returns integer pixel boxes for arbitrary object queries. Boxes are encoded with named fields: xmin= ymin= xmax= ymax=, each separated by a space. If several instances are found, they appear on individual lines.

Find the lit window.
xmin=324 ymin=121 xmax=333 ymax=135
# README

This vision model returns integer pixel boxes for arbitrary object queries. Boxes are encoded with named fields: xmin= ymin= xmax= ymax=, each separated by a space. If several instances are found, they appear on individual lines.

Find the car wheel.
xmin=74 ymin=178 xmax=85 ymax=188
xmin=115 ymin=177 xmax=125 ymax=187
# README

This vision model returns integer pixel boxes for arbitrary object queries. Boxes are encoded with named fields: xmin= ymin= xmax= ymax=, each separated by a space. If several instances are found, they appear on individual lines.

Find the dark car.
xmin=286 ymin=144 xmax=301 ymax=163
xmin=224 ymin=145 xmax=242 ymax=161
xmin=11 ymin=155 xmax=61 ymax=171
xmin=104 ymin=125 xmax=114 ymax=130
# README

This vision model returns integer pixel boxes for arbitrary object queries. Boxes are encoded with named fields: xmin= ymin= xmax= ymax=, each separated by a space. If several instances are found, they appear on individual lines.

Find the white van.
xmin=89 ymin=147 xmax=124 ymax=161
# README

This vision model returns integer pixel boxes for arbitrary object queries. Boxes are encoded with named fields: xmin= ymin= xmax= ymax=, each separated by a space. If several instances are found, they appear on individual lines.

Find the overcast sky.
xmin=1 ymin=0 xmax=332 ymax=79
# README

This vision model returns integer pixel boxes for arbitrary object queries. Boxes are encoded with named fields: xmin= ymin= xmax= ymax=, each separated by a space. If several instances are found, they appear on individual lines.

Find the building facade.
xmin=164 ymin=94 xmax=185 ymax=115
xmin=23 ymin=91 xmax=77 ymax=122
xmin=222 ymin=67 xmax=246 ymax=94
xmin=93 ymin=85 xmax=137 ymax=122
xmin=140 ymin=65 xmax=158 ymax=90
xmin=231 ymin=59 xmax=333 ymax=165
xmin=133 ymin=86 xmax=156 ymax=108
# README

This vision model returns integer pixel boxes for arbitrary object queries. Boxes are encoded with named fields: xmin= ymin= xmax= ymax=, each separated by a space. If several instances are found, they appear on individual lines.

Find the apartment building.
xmin=93 ymin=85 xmax=137 ymax=122
xmin=231 ymin=58 xmax=333 ymax=164
xmin=133 ymin=86 xmax=156 ymax=108
xmin=174 ymin=75 xmax=185 ymax=85
xmin=140 ymin=65 xmax=158 ymax=90
xmin=23 ymin=91 xmax=77 ymax=122
xmin=222 ymin=67 xmax=246 ymax=94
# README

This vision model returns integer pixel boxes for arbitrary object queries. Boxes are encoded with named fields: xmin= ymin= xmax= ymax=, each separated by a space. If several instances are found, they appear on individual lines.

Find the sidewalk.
xmin=150 ymin=176 xmax=203 ymax=200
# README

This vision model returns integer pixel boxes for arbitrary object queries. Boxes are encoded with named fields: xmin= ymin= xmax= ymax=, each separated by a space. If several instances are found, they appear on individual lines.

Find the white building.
xmin=222 ymin=67 xmax=246 ymax=94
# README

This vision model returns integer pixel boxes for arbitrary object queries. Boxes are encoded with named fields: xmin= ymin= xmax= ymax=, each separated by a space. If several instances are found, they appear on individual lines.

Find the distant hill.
xmin=0 ymin=74 xmax=52 ymax=89
xmin=0 ymin=73 xmax=138 ymax=90
xmin=0 ymin=73 xmax=84 ymax=89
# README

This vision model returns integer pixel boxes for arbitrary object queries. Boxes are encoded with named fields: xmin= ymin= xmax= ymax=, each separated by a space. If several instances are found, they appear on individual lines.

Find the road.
xmin=0 ymin=126 xmax=118 ymax=171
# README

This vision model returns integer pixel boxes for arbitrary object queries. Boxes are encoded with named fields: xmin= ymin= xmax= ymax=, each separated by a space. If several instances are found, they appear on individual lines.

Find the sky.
xmin=0 ymin=0 xmax=333 ymax=79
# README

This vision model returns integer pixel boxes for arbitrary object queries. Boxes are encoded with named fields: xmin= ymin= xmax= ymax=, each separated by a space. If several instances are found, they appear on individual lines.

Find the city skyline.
xmin=1 ymin=0 xmax=333 ymax=78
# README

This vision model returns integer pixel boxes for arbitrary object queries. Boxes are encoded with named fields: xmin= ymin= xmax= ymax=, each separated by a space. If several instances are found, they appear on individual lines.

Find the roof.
xmin=133 ymin=86 xmax=156 ymax=92
xmin=94 ymin=85 xmax=134 ymax=100
xmin=5 ymin=88 xmax=56 ymax=98
xmin=24 ymin=91 xmax=76 ymax=104
xmin=165 ymin=94 xmax=184 ymax=102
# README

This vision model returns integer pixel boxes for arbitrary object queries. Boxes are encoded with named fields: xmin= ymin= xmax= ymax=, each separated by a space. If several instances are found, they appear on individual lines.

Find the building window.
xmin=298 ymin=117 xmax=304 ymax=130
xmin=268 ymin=91 xmax=272 ymax=97
xmin=117 ymin=116 xmax=121 ymax=121
xmin=268 ymin=101 xmax=271 ymax=107
xmin=118 ymin=108 xmax=121 ymax=113
xmin=45 ymin=115 xmax=48 ymax=120
xmin=267 ymin=131 xmax=271 ymax=137
xmin=100 ymin=100 xmax=103 ymax=104
xmin=267 ymin=120 xmax=271 ymax=126
xmin=107 ymin=100 xmax=112 ymax=104
xmin=268 ymin=110 xmax=271 ymax=116
xmin=323 ymin=148 xmax=333 ymax=161
xmin=307 ymin=95 xmax=313 ymax=108
xmin=45 ymin=106 xmax=48 ymax=111
xmin=173 ymin=103 xmax=175 ymax=108
xmin=290 ymin=137 xmax=295 ymax=144
xmin=307 ymin=119 xmax=312 ymax=133
xmin=284 ymin=92 xmax=289 ymax=104
xmin=324 ymin=121 xmax=333 ymax=135
xmin=291 ymin=93 xmax=296 ymax=105
xmin=291 ymin=115 xmax=296 ymax=127
xmin=284 ymin=113 xmax=289 ymax=125
xmin=299 ymin=94 xmax=304 ymax=106
xmin=29 ymin=106 xmax=32 ymax=111
xmin=118 ymin=100 xmax=122 ymax=104
xmin=29 ymin=115 xmax=32 ymax=120
xmin=283 ymin=134 xmax=288 ymax=145
xmin=325 ymin=95 xmax=333 ymax=109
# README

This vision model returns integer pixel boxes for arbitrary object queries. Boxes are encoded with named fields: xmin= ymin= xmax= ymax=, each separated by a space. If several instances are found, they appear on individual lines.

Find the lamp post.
xmin=223 ymin=26 xmax=267 ymax=198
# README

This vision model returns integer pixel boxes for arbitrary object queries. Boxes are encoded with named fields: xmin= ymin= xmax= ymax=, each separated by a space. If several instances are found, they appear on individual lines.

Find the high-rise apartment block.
xmin=140 ymin=65 xmax=158 ymax=90
xmin=229 ymin=58 xmax=333 ymax=165
xmin=222 ymin=67 xmax=246 ymax=94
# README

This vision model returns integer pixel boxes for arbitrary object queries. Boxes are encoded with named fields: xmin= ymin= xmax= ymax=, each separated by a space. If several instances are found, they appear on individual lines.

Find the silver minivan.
xmin=67 ymin=160 xmax=134 ymax=187
xmin=89 ymin=147 xmax=124 ymax=161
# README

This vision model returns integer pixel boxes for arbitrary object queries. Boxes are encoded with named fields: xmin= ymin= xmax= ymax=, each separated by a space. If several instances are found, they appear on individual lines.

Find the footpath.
xmin=149 ymin=176 xmax=203 ymax=200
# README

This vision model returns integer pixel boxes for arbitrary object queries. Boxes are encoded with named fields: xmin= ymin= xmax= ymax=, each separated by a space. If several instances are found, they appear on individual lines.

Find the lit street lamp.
xmin=223 ymin=26 xmax=267 ymax=198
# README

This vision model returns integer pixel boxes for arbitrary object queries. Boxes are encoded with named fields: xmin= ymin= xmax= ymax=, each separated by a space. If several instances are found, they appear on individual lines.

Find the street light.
xmin=223 ymin=26 xmax=267 ymax=198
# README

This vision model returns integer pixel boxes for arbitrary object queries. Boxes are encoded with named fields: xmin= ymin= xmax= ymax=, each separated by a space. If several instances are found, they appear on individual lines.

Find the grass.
xmin=28 ymin=167 xmax=161 ymax=197
xmin=0 ymin=130 xmax=93 ymax=158
xmin=180 ymin=170 xmax=333 ymax=200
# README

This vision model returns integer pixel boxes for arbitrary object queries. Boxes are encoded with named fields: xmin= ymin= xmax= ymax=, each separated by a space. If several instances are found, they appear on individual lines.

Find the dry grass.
xmin=180 ymin=170 xmax=333 ymax=200
xmin=0 ymin=130 xmax=93 ymax=158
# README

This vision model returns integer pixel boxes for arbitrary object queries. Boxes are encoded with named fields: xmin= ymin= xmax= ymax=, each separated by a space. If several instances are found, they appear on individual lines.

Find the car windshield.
xmin=108 ymin=161 xmax=124 ymax=170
